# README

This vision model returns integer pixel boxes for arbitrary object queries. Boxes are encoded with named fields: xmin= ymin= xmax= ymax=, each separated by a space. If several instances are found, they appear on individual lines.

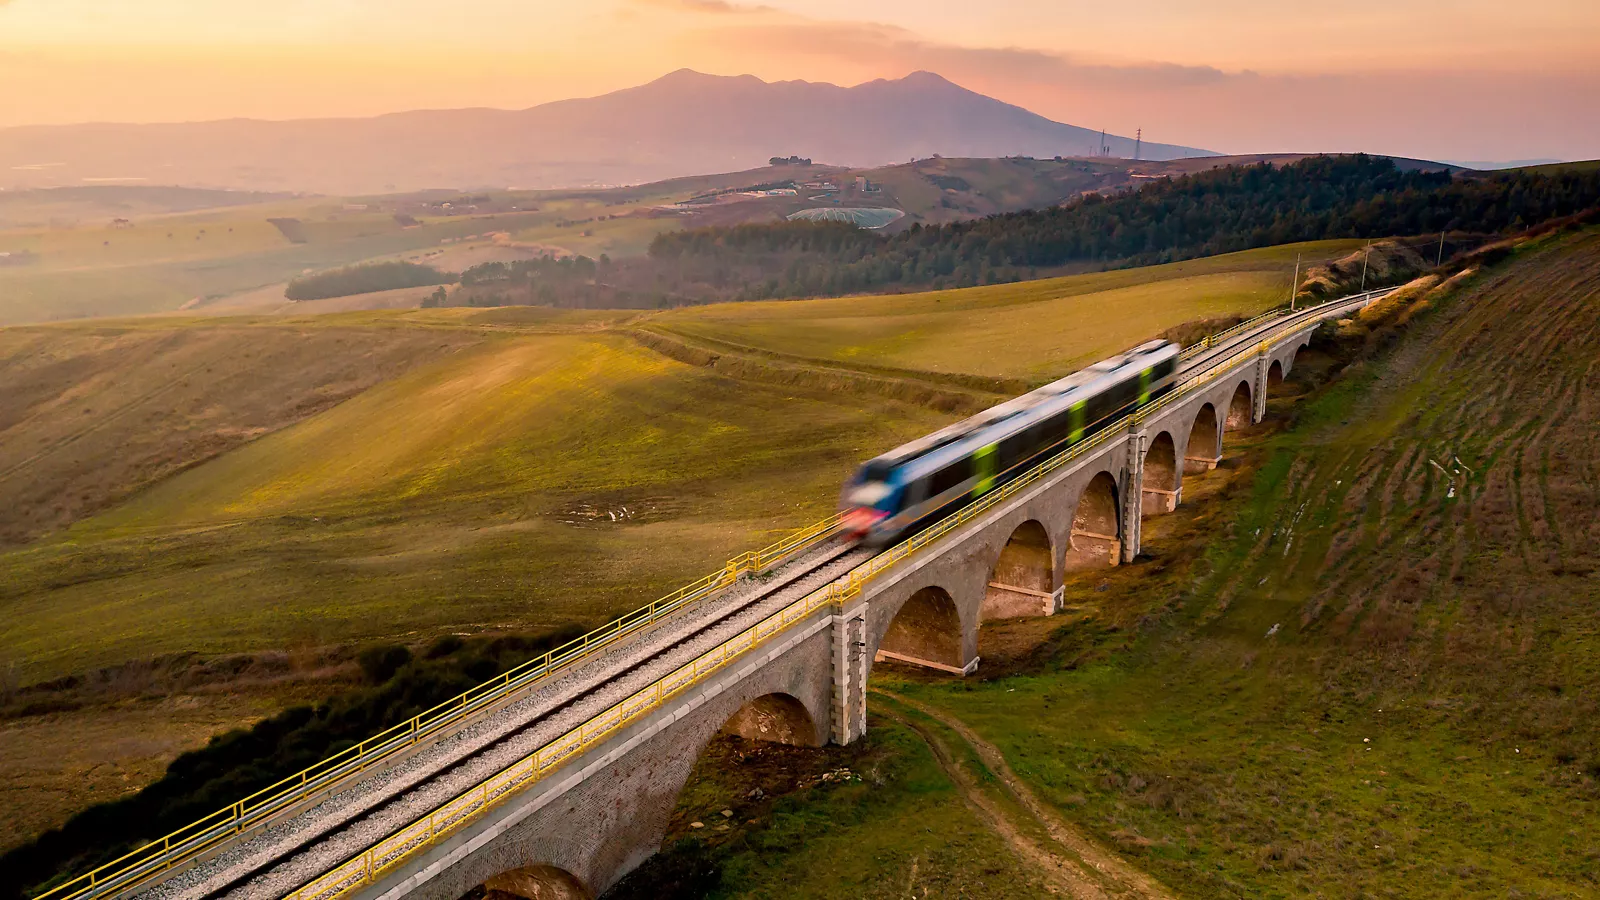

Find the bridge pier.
xmin=1252 ymin=347 xmax=1270 ymax=423
xmin=1121 ymin=430 xmax=1145 ymax=563
xmin=831 ymin=605 xmax=869 ymax=743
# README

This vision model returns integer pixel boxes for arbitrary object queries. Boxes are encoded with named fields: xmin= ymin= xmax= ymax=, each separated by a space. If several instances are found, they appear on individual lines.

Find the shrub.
xmin=285 ymin=261 xmax=454 ymax=301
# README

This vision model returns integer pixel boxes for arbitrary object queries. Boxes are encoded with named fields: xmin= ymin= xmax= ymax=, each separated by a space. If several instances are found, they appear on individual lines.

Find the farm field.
xmin=0 ymin=158 xmax=1366 ymax=328
xmin=653 ymin=240 xmax=1365 ymax=382
xmin=0 ymin=202 xmax=551 ymax=325
xmin=627 ymin=228 xmax=1600 ymax=898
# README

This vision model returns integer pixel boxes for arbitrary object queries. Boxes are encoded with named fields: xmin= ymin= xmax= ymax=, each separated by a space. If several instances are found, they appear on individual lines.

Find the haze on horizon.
xmin=2 ymin=0 xmax=1598 ymax=163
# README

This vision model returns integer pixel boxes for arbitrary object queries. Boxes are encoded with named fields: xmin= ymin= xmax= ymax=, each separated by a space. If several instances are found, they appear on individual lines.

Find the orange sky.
xmin=3 ymin=0 xmax=1597 ymax=161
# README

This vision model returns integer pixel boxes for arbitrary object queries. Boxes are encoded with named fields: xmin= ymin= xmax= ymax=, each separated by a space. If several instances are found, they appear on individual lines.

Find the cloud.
xmin=631 ymin=0 xmax=775 ymax=14
xmin=690 ymin=18 xmax=1244 ymax=90
xmin=673 ymin=13 xmax=1599 ymax=160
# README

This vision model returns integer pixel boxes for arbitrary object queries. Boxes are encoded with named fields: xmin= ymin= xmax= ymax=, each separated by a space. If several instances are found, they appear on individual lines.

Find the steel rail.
xmin=277 ymin=286 xmax=1383 ymax=900
xmin=1178 ymin=286 xmax=1391 ymax=364
xmin=32 ymin=514 xmax=843 ymax=900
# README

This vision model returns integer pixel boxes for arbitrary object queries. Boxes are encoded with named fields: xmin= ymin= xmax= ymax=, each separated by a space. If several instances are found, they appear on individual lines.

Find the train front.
xmin=840 ymin=461 xmax=900 ymax=545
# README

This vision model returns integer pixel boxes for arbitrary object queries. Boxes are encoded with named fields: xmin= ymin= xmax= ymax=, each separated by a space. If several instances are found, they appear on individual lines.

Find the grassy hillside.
xmin=0 ymin=241 xmax=1337 ymax=684
xmin=653 ymin=240 xmax=1361 ymax=381
xmin=612 ymin=227 xmax=1600 ymax=899
xmin=0 ymin=202 xmax=554 ymax=324
xmin=0 ymin=238 xmax=1401 ymax=853
xmin=0 ymin=157 xmax=1448 ymax=326
xmin=0 ymin=322 xmax=483 ymax=544
xmin=0 ymin=161 xmax=1101 ymax=326
xmin=0 ymin=330 xmax=947 ymax=683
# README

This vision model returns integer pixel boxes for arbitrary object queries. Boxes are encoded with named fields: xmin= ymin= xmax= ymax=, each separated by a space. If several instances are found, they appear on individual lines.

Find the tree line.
xmin=285 ymin=260 xmax=454 ymax=301
xmin=438 ymin=155 xmax=1600 ymax=310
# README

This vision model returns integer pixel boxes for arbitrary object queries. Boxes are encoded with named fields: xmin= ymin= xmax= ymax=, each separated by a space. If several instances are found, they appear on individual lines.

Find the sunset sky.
xmin=3 ymin=0 xmax=1597 ymax=162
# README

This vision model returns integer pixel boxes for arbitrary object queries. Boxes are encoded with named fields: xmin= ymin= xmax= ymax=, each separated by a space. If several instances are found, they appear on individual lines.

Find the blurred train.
xmin=841 ymin=340 xmax=1181 ymax=546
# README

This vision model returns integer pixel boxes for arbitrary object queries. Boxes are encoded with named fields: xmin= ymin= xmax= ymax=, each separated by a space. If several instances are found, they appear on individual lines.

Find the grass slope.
xmin=877 ymin=229 xmax=1600 ymax=896
xmin=0 ymin=331 xmax=947 ymax=682
xmin=653 ymin=240 xmax=1362 ymax=382
xmin=0 ymin=322 xmax=482 ymax=544
xmin=607 ymin=719 xmax=1057 ymax=900
xmin=0 ymin=238 xmax=1369 ymax=852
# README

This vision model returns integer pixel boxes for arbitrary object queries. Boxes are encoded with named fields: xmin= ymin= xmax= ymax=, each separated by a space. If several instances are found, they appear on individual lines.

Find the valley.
xmin=1 ymin=156 xmax=1594 ymax=900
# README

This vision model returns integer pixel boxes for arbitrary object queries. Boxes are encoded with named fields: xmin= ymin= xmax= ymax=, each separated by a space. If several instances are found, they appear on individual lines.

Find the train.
xmin=841 ymin=339 xmax=1182 ymax=546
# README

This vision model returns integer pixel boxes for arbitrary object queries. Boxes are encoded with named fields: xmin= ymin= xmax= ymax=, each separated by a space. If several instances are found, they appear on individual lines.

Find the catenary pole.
xmin=1289 ymin=252 xmax=1302 ymax=311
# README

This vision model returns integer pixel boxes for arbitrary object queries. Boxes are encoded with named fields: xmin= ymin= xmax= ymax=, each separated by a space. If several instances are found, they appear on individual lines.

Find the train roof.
xmin=860 ymin=340 xmax=1179 ymax=480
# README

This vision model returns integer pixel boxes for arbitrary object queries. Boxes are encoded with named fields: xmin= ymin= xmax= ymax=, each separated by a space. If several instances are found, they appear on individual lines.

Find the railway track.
xmin=135 ymin=540 xmax=872 ymax=900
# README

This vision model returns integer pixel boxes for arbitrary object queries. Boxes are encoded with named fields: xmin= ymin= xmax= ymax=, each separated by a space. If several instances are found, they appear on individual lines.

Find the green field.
xmin=0 ymin=185 xmax=689 ymax=325
xmin=0 ymin=331 xmax=948 ymax=682
xmin=0 ymin=159 xmax=1343 ymax=328
xmin=0 ymin=240 xmax=1354 ymax=684
xmin=653 ymin=240 xmax=1364 ymax=381
xmin=0 ymin=203 xmax=550 ymax=324
xmin=0 ymin=234 xmax=1418 ymax=857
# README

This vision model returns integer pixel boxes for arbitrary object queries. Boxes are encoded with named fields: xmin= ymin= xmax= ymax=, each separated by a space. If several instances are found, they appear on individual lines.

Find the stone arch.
xmin=1225 ymin=380 xmax=1254 ymax=429
xmin=1266 ymin=359 xmax=1285 ymax=391
xmin=982 ymin=520 xmax=1054 ymax=620
xmin=1063 ymin=471 xmax=1121 ymax=571
xmin=1186 ymin=403 xmax=1221 ymax=473
xmin=877 ymin=585 xmax=966 ymax=673
xmin=1141 ymin=431 xmax=1179 ymax=515
xmin=481 ymin=865 xmax=591 ymax=900
xmin=717 ymin=692 xmax=823 ymax=747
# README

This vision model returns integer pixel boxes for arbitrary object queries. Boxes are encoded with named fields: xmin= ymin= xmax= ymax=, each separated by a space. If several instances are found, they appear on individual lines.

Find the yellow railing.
xmin=1177 ymin=287 xmax=1390 ymax=361
xmin=1178 ymin=307 xmax=1283 ymax=360
xmin=31 ymin=513 xmax=843 ymax=900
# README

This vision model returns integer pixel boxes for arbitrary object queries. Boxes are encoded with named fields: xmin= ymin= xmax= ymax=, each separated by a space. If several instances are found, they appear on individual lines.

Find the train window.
xmin=929 ymin=458 xmax=972 ymax=496
xmin=999 ymin=433 xmax=1029 ymax=469
xmin=863 ymin=460 xmax=894 ymax=482
xmin=905 ymin=478 xmax=929 ymax=507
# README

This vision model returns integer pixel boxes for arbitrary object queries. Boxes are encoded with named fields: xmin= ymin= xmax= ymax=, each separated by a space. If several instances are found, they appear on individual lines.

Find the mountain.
xmin=0 ymin=71 xmax=1212 ymax=195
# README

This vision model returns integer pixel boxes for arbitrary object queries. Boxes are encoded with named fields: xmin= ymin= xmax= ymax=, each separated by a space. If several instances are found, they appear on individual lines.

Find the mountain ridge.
xmin=0 ymin=70 xmax=1213 ymax=194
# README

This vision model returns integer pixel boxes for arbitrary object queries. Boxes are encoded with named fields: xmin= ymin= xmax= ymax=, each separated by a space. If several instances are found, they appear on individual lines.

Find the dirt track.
xmin=874 ymin=690 xmax=1175 ymax=899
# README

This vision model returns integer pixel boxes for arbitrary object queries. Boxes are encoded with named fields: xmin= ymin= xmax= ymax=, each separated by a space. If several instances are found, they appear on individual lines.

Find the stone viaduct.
xmin=353 ymin=303 xmax=1352 ymax=900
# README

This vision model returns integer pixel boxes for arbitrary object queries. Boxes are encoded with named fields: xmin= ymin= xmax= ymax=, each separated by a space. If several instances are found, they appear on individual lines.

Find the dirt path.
xmin=873 ymin=690 xmax=1175 ymax=899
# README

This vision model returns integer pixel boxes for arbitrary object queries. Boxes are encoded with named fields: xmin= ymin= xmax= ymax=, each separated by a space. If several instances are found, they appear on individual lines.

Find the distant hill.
xmin=0 ymin=70 xmax=1212 ymax=195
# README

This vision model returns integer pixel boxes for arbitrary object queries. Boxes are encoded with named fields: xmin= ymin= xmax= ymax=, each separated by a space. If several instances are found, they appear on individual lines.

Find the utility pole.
xmin=1359 ymin=239 xmax=1372 ymax=292
xmin=1289 ymin=252 xmax=1302 ymax=311
xmin=1437 ymin=231 xmax=1446 ymax=267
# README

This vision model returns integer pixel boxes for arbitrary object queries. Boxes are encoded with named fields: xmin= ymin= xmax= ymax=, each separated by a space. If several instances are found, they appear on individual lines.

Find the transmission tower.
xmin=1134 ymin=128 xmax=1142 ymax=161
